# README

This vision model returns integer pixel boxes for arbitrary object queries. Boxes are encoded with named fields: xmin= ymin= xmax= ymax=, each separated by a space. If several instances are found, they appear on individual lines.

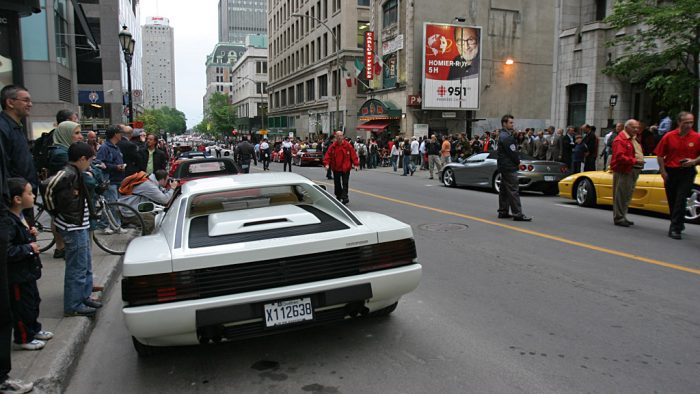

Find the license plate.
xmin=264 ymin=297 xmax=314 ymax=327
xmin=544 ymin=176 xmax=555 ymax=181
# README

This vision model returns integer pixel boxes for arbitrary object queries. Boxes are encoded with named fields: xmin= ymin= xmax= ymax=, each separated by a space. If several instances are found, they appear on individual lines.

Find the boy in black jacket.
xmin=7 ymin=178 xmax=53 ymax=350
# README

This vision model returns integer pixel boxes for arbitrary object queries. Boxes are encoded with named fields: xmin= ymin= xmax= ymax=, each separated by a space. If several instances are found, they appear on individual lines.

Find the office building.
xmin=219 ymin=0 xmax=267 ymax=44
xmin=142 ymin=16 xmax=176 ymax=109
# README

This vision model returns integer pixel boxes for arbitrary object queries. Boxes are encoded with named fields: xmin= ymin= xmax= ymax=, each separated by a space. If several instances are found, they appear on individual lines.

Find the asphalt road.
xmin=67 ymin=162 xmax=700 ymax=393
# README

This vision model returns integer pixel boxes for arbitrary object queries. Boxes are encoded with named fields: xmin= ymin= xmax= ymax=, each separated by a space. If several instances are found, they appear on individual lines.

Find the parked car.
xmin=292 ymin=148 xmax=323 ymax=166
xmin=558 ymin=156 xmax=700 ymax=223
xmin=169 ymin=157 xmax=240 ymax=185
xmin=121 ymin=173 xmax=422 ymax=356
xmin=440 ymin=152 xmax=569 ymax=195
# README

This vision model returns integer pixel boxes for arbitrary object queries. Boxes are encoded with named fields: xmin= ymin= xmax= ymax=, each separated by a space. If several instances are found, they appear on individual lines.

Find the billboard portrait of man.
xmin=422 ymin=23 xmax=482 ymax=110
xmin=447 ymin=27 xmax=480 ymax=80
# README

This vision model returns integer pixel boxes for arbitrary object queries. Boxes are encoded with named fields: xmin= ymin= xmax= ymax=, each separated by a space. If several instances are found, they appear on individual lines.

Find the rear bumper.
xmin=123 ymin=263 xmax=422 ymax=346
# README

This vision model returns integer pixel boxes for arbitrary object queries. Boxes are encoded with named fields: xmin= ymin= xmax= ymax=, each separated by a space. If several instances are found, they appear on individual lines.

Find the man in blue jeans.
xmin=95 ymin=125 xmax=126 ymax=233
xmin=43 ymin=142 xmax=102 ymax=317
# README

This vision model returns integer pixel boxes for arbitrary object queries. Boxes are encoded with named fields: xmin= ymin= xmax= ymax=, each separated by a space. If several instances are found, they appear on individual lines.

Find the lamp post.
xmin=118 ymin=25 xmax=136 ymax=125
xmin=608 ymin=94 xmax=618 ymax=128
xmin=292 ymin=13 xmax=341 ymax=131
xmin=237 ymin=76 xmax=266 ymax=133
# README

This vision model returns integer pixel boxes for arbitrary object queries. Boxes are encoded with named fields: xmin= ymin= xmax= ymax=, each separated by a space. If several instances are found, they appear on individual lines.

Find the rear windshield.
xmin=189 ymin=185 xmax=308 ymax=217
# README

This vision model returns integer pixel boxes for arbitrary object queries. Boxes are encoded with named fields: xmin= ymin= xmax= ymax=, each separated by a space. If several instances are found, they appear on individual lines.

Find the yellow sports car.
xmin=558 ymin=157 xmax=700 ymax=223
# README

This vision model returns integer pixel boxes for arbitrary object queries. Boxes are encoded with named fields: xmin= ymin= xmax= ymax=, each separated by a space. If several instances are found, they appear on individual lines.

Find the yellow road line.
xmin=320 ymin=182 xmax=700 ymax=276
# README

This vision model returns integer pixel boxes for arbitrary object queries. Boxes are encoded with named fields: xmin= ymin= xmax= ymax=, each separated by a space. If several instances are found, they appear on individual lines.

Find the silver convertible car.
xmin=440 ymin=152 xmax=569 ymax=195
xmin=121 ymin=173 xmax=422 ymax=356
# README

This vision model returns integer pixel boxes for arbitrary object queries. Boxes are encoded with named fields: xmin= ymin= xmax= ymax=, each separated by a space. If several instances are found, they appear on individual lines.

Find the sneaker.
xmin=64 ymin=306 xmax=97 ymax=317
xmin=34 ymin=331 xmax=54 ymax=341
xmin=0 ymin=378 xmax=34 ymax=394
xmin=14 ymin=339 xmax=45 ymax=351
xmin=103 ymin=227 xmax=127 ymax=235
xmin=52 ymin=248 xmax=65 ymax=259
xmin=83 ymin=298 xmax=103 ymax=309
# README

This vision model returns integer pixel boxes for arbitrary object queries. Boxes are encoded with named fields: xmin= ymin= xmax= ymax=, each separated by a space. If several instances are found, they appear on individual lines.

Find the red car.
xmin=292 ymin=148 xmax=323 ymax=166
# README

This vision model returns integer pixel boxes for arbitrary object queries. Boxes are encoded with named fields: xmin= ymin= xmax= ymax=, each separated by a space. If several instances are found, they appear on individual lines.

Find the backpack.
xmin=359 ymin=144 xmax=367 ymax=156
xmin=39 ymin=174 xmax=61 ymax=216
xmin=32 ymin=129 xmax=55 ymax=175
xmin=118 ymin=171 xmax=149 ymax=195
xmin=370 ymin=143 xmax=378 ymax=154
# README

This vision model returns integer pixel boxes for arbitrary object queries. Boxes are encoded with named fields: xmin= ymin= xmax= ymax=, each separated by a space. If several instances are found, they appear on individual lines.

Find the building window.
xmin=306 ymin=79 xmax=315 ymax=101
xmin=595 ymin=0 xmax=607 ymax=21
xmin=323 ymin=0 xmax=328 ymax=19
xmin=358 ymin=0 xmax=370 ymax=5
xmin=296 ymin=82 xmax=304 ymax=103
xmin=54 ymin=0 xmax=69 ymax=67
xmin=318 ymin=74 xmax=328 ymax=97
xmin=357 ymin=21 xmax=369 ymax=48
xmin=289 ymin=86 xmax=295 ymax=105
xmin=567 ymin=84 xmax=587 ymax=128
xmin=383 ymin=0 xmax=398 ymax=28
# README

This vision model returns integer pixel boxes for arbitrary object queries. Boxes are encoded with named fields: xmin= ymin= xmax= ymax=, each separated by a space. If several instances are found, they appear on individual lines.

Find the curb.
xmin=31 ymin=255 xmax=122 ymax=394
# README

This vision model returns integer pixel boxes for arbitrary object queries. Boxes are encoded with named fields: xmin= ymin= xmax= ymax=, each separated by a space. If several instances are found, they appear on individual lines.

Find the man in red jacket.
xmin=323 ymin=131 xmax=359 ymax=204
xmin=611 ymin=119 xmax=644 ymax=227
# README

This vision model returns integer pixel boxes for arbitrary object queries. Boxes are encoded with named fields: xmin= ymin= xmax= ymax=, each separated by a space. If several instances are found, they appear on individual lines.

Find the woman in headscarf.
xmin=47 ymin=121 xmax=83 ymax=175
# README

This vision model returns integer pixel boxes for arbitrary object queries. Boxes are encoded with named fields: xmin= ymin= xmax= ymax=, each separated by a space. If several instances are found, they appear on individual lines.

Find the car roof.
xmin=180 ymin=172 xmax=313 ymax=196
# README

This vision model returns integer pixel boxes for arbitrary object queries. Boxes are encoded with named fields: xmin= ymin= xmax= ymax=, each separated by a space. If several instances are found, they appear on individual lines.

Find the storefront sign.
xmin=364 ymin=31 xmax=374 ymax=80
xmin=422 ymin=23 xmax=482 ymax=110
xmin=407 ymin=95 xmax=422 ymax=107
xmin=79 ymin=90 xmax=104 ymax=104
xmin=413 ymin=124 xmax=429 ymax=138
xmin=382 ymin=34 xmax=404 ymax=55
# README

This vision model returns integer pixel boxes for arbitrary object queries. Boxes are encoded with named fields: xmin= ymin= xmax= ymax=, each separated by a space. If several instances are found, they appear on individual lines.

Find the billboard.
xmin=422 ymin=23 xmax=481 ymax=110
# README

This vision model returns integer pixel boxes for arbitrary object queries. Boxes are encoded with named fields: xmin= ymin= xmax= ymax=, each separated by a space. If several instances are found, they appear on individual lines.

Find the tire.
xmin=442 ymin=168 xmax=456 ymax=187
xmin=132 ymin=336 xmax=157 ymax=357
xmin=575 ymin=178 xmax=596 ymax=207
xmin=369 ymin=302 xmax=398 ymax=317
xmin=685 ymin=186 xmax=700 ymax=224
xmin=33 ymin=204 xmax=56 ymax=253
xmin=92 ymin=202 xmax=145 ymax=255
xmin=492 ymin=172 xmax=502 ymax=193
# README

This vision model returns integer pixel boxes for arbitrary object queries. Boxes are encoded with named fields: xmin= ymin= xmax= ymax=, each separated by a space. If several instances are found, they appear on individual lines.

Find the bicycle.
xmin=34 ymin=192 xmax=145 ymax=256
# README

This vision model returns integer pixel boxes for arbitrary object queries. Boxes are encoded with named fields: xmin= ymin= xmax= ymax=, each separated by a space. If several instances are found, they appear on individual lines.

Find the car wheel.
xmin=492 ymin=172 xmax=502 ymax=193
xmin=685 ymin=186 xmax=700 ymax=224
xmin=132 ymin=336 xmax=157 ymax=357
xmin=369 ymin=302 xmax=398 ymax=317
xmin=442 ymin=168 xmax=456 ymax=187
xmin=575 ymin=178 xmax=596 ymax=207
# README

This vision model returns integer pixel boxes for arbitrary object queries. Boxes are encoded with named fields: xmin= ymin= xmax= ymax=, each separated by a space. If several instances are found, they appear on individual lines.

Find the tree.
xmin=204 ymin=92 xmax=237 ymax=137
xmin=136 ymin=106 xmax=187 ymax=135
xmin=604 ymin=0 xmax=700 ymax=121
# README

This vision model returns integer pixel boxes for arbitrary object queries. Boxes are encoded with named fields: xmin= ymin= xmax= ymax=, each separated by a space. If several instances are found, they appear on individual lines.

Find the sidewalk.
xmin=8 ymin=244 xmax=122 ymax=394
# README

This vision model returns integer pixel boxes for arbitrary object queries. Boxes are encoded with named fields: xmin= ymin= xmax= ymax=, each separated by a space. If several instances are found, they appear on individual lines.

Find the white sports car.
xmin=121 ymin=173 xmax=422 ymax=356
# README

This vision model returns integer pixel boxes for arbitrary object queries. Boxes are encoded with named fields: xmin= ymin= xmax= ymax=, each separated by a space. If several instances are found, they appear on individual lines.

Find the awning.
xmin=356 ymin=120 xmax=392 ymax=132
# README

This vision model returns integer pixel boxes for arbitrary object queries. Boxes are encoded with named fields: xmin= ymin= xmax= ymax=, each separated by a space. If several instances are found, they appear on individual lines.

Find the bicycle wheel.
xmin=92 ymin=202 xmax=145 ymax=255
xmin=33 ymin=203 xmax=56 ymax=253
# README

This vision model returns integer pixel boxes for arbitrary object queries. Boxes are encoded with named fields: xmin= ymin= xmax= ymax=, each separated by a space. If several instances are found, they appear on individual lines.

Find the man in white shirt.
xmin=410 ymin=137 xmax=420 ymax=174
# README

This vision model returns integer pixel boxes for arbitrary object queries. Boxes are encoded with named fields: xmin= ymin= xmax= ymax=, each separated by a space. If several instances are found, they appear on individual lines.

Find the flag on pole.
xmin=374 ymin=54 xmax=385 ymax=75
xmin=345 ymin=68 xmax=353 ymax=87
xmin=353 ymin=58 xmax=364 ymax=78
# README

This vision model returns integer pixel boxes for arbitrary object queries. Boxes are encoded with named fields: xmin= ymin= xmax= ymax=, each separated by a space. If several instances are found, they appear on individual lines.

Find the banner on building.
xmin=422 ymin=23 xmax=481 ymax=110
xmin=382 ymin=53 xmax=397 ymax=89
xmin=364 ymin=31 xmax=374 ymax=80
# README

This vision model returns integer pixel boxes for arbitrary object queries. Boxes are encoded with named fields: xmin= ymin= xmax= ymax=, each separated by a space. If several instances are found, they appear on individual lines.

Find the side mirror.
xmin=138 ymin=202 xmax=155 ymax=213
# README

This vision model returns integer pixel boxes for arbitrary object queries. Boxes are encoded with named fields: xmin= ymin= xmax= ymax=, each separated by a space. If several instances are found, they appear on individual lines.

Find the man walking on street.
xmin=497 ymin=115 xmax=531 ymax=221
xmin=655 ymin=111 xmax=700 ymax=240
xmin=611 ymin=119 xmax=644 ymax=227
xmin=323 ymin=131 xmax=359 ymax=204
xmin=235 ymin=136 xmax=256 ymax=173
xmin=427 ymin=134 xmax=442 ymax=179
xmin=441 ymin=135 xmax=452 ymax=165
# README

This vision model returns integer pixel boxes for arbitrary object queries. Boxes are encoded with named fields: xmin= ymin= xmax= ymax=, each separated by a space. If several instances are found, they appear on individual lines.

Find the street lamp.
xmin=292 ymin=13 xmax=342 ymax=131
xmin=118 ymin=25 xmax=136 ymax=125
xmin=237 ymin=76 xmax=267 ymax=133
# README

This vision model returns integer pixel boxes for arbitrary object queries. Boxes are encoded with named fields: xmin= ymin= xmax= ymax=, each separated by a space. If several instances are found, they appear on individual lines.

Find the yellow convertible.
xmin=558 ymin=157 xmax=700 ymax=223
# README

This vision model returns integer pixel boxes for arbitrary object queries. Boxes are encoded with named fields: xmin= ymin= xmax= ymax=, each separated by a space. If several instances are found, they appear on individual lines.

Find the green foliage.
xmin=136 ymin=106 xmax=187 ymax=135
xmin=604 ymin=0 xmax=700 ymax=116
xmin=204 ymin=93 xmax=237 ymax=136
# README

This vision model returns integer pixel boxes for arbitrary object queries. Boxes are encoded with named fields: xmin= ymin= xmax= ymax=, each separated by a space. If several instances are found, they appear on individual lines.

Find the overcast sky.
xmin=139 ymin=0 xmax=218 ymax=128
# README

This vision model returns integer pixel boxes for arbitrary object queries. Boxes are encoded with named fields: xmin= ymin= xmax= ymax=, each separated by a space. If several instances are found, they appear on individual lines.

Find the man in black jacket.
xmin=117 ymin=125 xmax=144 ymax=176
xmin=0 ymin=86 xmax=37 ymax=192
xmin=140 ymin=133 xmax=167 ymax=174
xmin=235 ymin=136 xmax=257 ymax=173
xmin=497 ymin=114 xmax=531 ymax=221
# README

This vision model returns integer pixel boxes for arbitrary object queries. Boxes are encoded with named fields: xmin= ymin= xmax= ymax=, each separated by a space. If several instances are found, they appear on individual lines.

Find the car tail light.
xmin=122 ymin=272 xmax=199 ymax=307
xmin=560 ymin=165 xmax=568 ymax=173
xmin=519 ymin=164 xmax=526 ymax=171
xmin=527 ymin=165 xmax=534 ymax=171
xmin=358 ymin=239 xmax=417 ymax=273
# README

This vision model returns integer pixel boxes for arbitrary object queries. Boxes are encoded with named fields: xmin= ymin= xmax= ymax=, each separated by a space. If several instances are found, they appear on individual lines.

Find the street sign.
xmin=407 ymin=94 xmax=422 ymax=107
